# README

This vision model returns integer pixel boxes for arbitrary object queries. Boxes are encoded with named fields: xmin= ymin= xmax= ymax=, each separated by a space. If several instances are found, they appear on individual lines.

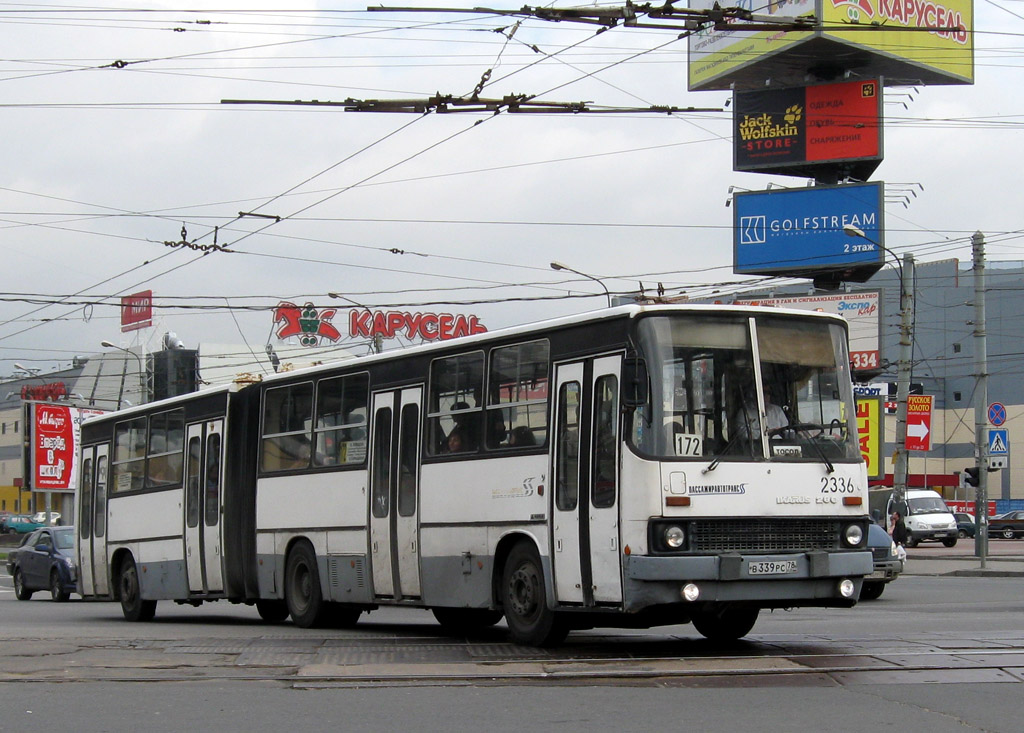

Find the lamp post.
xmin=843 ymin=225 xmax=915 ymax=511
xmin=550 ymin=261 xmax=612 ymax=308
xmin=100 ymin=341 xmax=147 ymax=406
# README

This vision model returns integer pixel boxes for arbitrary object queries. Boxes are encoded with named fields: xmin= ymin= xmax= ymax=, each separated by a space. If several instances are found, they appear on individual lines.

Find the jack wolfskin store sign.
xmin=734 ymin=79 xmax=882 ymax=180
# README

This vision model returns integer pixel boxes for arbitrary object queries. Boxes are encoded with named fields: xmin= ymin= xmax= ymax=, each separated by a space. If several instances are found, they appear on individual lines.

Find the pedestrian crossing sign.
xmin=987 ymin=428 xmax=1009 ymax=455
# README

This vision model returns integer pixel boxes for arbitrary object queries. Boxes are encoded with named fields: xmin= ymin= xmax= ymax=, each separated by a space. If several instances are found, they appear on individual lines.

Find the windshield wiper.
xmin=780 ymin=423 xmax=835 ymax=473
xmin=703 ymin=430 xmax=749 ymax=474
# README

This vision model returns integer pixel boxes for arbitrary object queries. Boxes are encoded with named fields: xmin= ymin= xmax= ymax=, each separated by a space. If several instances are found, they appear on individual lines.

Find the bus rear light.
xmin=665 ymin=496 xmax=691 ymax=507
xmin=842 ymin=496 xmax=862 ymax=506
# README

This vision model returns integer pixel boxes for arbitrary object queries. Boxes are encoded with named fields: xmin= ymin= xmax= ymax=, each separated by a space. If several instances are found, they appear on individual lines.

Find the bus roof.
xmin=87 ymin=302 xmax=847 ymax=416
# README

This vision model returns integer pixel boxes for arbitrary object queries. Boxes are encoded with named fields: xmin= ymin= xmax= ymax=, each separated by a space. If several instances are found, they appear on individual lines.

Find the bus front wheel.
xmin=119 ymin=556 xmax=157 ymax=622
xmin=692 ymin=605 xmax=759 ymax=642
xmin=285 ymin=541 xmax=326 ymax=628
xmin=501 ymin=542 xmax=567 ymax=647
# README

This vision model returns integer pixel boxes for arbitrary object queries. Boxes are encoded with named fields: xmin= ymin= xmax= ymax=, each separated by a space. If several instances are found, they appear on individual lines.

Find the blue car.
xmin=861 ymin=523 xmax=903 ymax=601
xmin=6 ymin=526 xmax=77 ymax=602
xmin=4 ymin=515 xmax=46 ymax=535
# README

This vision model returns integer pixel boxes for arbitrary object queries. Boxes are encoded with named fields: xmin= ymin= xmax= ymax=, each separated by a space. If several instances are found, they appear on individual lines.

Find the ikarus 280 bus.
xmin=76 ymin=304 xmax=872 ymax=645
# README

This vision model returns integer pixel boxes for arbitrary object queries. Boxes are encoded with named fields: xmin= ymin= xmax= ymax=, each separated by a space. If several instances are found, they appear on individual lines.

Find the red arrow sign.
xmin=905 ymin=395 xmax=933 ymax=451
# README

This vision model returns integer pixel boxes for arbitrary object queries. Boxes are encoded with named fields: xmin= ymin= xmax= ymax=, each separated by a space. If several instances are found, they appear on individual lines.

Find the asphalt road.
xmin=1 ymin=570 xmax=1023 ymax=732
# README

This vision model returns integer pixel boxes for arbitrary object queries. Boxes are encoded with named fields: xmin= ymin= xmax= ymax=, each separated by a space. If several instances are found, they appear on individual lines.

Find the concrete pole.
xmin=972 ymin=231 xmax=988 ymax=564
xmin=892 ymin=253 xmax=915 ymax=509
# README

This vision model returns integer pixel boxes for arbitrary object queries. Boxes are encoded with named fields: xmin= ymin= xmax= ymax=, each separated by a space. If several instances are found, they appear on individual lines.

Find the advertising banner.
xmin=349 ymin=310 xmax=488 ymax=342
xmin=905 ymin=394 xmax=934 ymax=451
xmin=823 ymin=0 xmax=973 ymax=84
xmin=734 ymin=79 xmax=882 ymax=178
xmin=121 ymin=290 xmax=153 ymax=332
xmin=688 ymin=0 xmax=973 ymax=90
xmin=733 ymin=291 xmax=881 ymax=374
xmin=856 ymin=396 xmax=883 ymax=480
xmin=733 ymin=181 xmax=884 ymax=277
xmin=30 ymin=403 xmax=106 ymax=493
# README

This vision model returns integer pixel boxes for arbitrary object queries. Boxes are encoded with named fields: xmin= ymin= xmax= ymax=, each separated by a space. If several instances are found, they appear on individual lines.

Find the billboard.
xmin=856 ymin=396 xmax=884 ymax=480
xmin=121 ymin=290 xmax=153 ymax=332
xmin=30 ymin=403 xmax=106 ymax=493
xmin=732 ymin=291 xmax=881 ymax=374
xmin=734 ymin=79 xmax=882 ymax=180
xmin=350 ymin=310 xmax=488 ymax=342
xmin=688 ymin=0 xmax=973 ymax=91
xmin=733 ymin=182 xmax=884 ymax=278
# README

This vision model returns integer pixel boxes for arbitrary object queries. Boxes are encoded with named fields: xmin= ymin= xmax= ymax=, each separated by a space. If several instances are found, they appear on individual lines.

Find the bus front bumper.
xmin=622 ymin=550 xmax=872 ymax=609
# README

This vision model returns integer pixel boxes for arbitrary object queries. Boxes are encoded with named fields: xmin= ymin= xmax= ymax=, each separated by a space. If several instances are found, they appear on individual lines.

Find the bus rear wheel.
xmin=256 ymin=599 xmax=289 ymax=623
xmin=501 ymin=542 xmax=567 ymax=647
xmin=285 ymin=541 xmax=327 ymax=628
xmin=692 ymin=605 xmax=759 ymax=642
xmin=119 ymin=556 xmax=157 ymax=622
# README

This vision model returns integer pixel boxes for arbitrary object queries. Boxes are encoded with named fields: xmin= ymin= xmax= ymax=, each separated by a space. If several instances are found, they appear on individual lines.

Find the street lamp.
xmin=100 ymin=341 xmax=147 ymax=406
xmin=550 ymin=261 xmax=612 ymax=308
xmin=842 ymin=225 xmax=915 ymax=513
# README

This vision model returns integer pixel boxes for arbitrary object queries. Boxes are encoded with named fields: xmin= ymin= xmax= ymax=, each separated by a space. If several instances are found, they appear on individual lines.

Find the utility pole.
xmin=972 ymin=231 xmax=988 ymax=565
xmin=892 ymin=253 xmax=916 ymax=510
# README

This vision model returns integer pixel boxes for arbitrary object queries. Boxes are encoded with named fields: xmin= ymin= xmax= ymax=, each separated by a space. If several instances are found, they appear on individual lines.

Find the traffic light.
xmin=964 ymin=466 xmax=981 ymax=488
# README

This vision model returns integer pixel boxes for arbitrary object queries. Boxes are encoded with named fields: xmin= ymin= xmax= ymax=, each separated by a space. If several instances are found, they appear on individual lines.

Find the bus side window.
xmin=314 ymin=373 xmax=369 ymax=466
xmin=261 ymin=382 xmax=314 ymax=472
xmin=487 ymin=340 xmax=549 ymax=450
xmin=426 ymin=352 xmax=484 ymax=456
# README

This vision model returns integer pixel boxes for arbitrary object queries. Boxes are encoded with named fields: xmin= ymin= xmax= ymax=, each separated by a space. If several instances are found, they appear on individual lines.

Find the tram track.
xmin=2 ymin=634 xmax=1024 ymax=687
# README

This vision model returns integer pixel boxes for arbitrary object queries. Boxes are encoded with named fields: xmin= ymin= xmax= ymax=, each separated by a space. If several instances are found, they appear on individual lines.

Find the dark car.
xmin=5 ymin=526 xmax=77 ymax=602
xmin=861 ymin=523 xmax=903 ymax=600
xmin=988 ymin=510 xmax=1024 ymax=540
xmin=953 ymin=512 xmax=976 ymax=539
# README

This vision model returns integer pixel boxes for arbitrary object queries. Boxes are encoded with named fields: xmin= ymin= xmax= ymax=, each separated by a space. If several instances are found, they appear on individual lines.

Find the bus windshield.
xmin=629 ymin=313 xmax=860 ymax=463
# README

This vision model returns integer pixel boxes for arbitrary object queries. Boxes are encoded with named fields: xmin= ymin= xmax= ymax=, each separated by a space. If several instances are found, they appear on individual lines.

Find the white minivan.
xmin=888 ymin=489 xmax=958 ymax=547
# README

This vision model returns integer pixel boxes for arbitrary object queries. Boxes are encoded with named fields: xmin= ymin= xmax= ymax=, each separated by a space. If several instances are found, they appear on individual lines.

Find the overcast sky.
xmin=1 ymin=0 xmax=1019 ymax=380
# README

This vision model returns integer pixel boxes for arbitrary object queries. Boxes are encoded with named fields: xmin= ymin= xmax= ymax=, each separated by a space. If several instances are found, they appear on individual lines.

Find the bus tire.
xmin=501 ymin=542 xmax=568 ymax=647
xmin=432 ymin=607 xmax=503 ymax=632
xmin=119 ymin=556 xmax=157 ymax=622
xmin=256 ymin=599 xmax=289 ymax=623
xmin=285 ymin=541 xmax=327 ymax=628
xmin=692 ymin=605 xmax=759 ymax=642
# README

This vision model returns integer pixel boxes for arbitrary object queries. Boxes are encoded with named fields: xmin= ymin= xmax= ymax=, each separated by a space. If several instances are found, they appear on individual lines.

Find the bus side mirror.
xmin=622 ymin=357 xmax=650 ymax=407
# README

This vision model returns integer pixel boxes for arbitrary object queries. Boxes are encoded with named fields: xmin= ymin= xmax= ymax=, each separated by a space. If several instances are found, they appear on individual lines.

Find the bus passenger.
xmin=446 ymin=429 xmax=468 ymax=453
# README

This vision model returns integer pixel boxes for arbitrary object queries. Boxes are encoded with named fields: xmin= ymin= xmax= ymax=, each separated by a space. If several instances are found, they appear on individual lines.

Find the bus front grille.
xmin=690 ymin=519 xmax=841 ymax=553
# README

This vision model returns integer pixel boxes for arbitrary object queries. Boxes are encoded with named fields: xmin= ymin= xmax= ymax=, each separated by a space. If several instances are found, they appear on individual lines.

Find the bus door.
xmin=368 ymin=387 xmax=423 ymax=600
xmin=184 ymin=419 xmax=225 ymax=594
xmin=552 ymin=356 xmax=623 ymax=606
xmin=78 ymin=443 xmax=110 ymax=596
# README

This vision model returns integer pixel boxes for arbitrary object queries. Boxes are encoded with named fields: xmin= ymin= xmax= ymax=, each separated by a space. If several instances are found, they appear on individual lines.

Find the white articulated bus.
xmin=76 ymin=304 xmax=872 ymax=645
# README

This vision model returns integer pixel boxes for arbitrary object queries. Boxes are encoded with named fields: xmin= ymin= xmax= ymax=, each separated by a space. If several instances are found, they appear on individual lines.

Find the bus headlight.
xmin=681 ymin=583 xmax=700 ymax=602
xmin=664 ymin=525 xmax=685 ymax=549
xmin=843 ymin=524 xmax=864 ymax=547
xmin=838 ymin=579 xmax=855 ymax=598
